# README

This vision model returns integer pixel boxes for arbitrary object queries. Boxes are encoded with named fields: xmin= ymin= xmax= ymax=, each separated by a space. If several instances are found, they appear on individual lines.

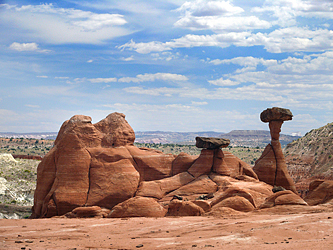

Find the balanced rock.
xmin=31 ymin=110 xmax=306 ymax=219
xmin=260 ymin=107 xmax=293 ymax=123
xmin=254 ymin=107 xmax=296 ymax=194
xmin=195 ymin=137 xmax=230 ymax=149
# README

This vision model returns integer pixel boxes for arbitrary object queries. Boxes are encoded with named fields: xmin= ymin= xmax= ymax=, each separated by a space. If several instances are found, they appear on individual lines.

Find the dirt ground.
xmin=1 ymin=205 xmax=333 ymax=250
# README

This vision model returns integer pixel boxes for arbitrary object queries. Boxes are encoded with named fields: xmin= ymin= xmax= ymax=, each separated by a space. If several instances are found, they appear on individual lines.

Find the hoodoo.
xmin=253 ymin=107 xmax=297 ymax=193
xmin=31 ymin=109 xmax=306 ymax=219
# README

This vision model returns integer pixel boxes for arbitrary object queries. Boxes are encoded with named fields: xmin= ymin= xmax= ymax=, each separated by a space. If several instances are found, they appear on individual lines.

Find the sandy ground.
xmin=1 ymin=205 xmax=333 ymax=250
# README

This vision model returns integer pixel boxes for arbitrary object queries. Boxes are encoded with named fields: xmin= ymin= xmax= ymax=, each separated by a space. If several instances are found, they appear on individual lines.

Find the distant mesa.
xmin=30 ymin=107 xmax=331 ymax=219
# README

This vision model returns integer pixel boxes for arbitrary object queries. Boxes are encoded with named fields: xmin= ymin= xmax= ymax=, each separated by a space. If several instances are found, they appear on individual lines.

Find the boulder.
xmin=213 ymin=196 xmax=255 ymax=212
xmin=108 ymin=197 xmax=167 ymax=218
xmin=167 ymin=200 xmax=204 ymax=216
xmin=304 ymin=180 xmax=333 ymax=206
xmin=69 ymin=206 xmax=106 ymax=218
xmin=195 ymin=137 xmax=230 ymax=149
xmin=209 ymin=187 xmax=256 ymax=208
xmin=260 ymin=190 xmax=307 ymax=209
xmin=260 ymin=107 xmax=293 ymax=123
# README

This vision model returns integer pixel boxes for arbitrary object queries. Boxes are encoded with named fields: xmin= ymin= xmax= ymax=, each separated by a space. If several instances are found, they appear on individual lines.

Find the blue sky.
xmin=0 ymin=0 xmax=333 ymax=135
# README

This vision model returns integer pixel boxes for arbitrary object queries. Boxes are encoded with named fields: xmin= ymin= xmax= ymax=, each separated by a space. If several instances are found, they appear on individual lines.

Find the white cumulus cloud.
xmin=88 ymin=78 xmax=118 ymax=83
xmin=118 ymin=73 xmax=188 ymax=83
xmin=9 ymin=42 xmax=50 ymax=53
xmin=1 ymin=3 xmax=132 ymax=44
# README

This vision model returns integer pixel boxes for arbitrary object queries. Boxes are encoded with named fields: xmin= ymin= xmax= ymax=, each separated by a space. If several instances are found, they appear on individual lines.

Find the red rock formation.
xmin=108 ymin=197 xmax=167 ymax=218
xmin=32 ymin=109 xmax=322 ymax=219
xmin=253 ymin=107 xmax=297 ymax=193
xmin=172 ymin=152 xmax=198 ymax=175
xmin=304 ymin=180 xmax=333 ymax=206
xmin=260 ymin=190 xmax=307 ymax=209
xmin=212 ymin=196 xmax=255 ymax=212
xmin=167 ymin=200 xmax=205 ymax=216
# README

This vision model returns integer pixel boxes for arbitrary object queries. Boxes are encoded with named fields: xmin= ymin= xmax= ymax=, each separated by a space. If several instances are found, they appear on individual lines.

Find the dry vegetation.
xmin=0 ymin=137 xmax=53 ymax=157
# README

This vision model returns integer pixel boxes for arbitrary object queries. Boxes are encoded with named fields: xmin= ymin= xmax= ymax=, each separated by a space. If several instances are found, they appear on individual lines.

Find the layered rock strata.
xmin=253 ymin=107 xmax=297 ymax=193
xmin=32 ymin=111 xmax=307 ymax=219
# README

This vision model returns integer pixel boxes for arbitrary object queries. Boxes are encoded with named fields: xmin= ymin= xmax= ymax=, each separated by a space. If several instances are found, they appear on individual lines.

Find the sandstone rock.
xmin=108 ymin=197 xmax=167 ymax=218
xmin=195 ymin=137 xmax=230 ymax=149
xmin=53 ymin=133 xmax=91 ymax=216
xmin=172 ymin=152 xmax=198 ymax=175
xmin=208 ymin=175 xmax=273 ymax=208
xmin=71 ymin=206 xmax=105 ymax=218
xmin=167 ymin=200 xmax=204 ymax=216
xmin=260 ymin=107 xmax=293 ymax=123
xmin=209 ymin=187 xmax=256 ymax=208
xmin=32 ymin=147 xmax=57 ymax=218
xmin=192 ymin=200 xmax=211 ymax=212
xmin=136 ymin=172 xmax=195 ymax=199
xmin=94 ymin=112 xmax=135 ymax=147
xmin=253 ymin=144 xmax=276 ymax=186
xmin=304 ymin=180 xmax=333 ymax=206
xmin=213 ymin=196 xmax=255 ymax=212
xmin=187 ymin=149 xmax=214 ymax=178
xmin=222 ymin=151 xmax=258 ymax=179
xmin=126 ymin=145 xmax=175 ymax=181
xmin=271 ymin=140 xmax=297 ymax=193
xmin=85 ymin=147 xmax=140 ymax=209
xmin=32 ymin=110 xmax=298 ymax=219
xmin=254 ymin=107 xmax=297 ymax=194
xmin=260 ymin=190 xmax=307 ymax=209
xmin=167 ymin=175 xmax=218 ymax=199
xmin=212 ymin=149 xmax=230 ymax=176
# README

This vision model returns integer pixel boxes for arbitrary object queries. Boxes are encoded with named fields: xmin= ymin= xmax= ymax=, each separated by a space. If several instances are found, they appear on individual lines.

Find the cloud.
xmin=176 ymin=0 xmax=244 ymax=17
xmin=121 ymin=56 xmax=134 ymax=61
xmin=55 ymin=77 xmax=70 ymax=80
xmin=9 ymin=42 xmax=50 ymax=53
xmin=1 ymin=3 xmax=132 ymax=44
xmin=253 ymin=0 xmax=333 ymax=27
xmin=36 ymin=75 xmax=48 ymax=78
xmin=174 ymin=0 xmax=270 ymax=31
xmin=191 ymin=101 xmax=208 ymax=105
xmin=88 ymin=78 xmax=117 ymax=83
xmin=119 ymin=27 xmax=333 ymax=54
xmin=208 ymin=78 xmax=240 ymax=86
xmin=118 ymin=73 xmax=188 ymax=83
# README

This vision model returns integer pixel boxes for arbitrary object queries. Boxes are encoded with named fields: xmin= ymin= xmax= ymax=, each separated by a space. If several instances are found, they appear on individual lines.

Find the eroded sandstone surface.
xmin=31 ymin=108 xmax=332 ymax=219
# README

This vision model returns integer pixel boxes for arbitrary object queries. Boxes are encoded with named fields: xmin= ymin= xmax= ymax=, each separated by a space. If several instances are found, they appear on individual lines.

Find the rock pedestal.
xmin=31 ymin=110 xmax=307 ymax=219
xmin=253 ymin=107 xmax=297 ymax=193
